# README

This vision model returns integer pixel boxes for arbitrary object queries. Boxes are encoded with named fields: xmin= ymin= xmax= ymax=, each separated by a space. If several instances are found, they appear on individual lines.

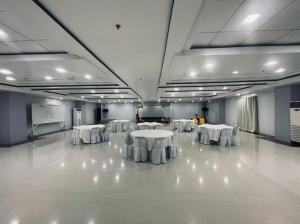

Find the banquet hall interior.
xmin=1 ymin=0 xmax=300 ymax=223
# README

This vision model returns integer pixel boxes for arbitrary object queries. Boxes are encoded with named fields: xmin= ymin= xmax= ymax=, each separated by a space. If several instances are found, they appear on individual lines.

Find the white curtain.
xmin=237 ymin=96 xmax=258 ymax=133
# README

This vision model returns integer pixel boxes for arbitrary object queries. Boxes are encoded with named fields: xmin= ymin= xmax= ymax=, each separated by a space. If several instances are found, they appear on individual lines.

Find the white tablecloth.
xmin=131 ymin=130 xmax=174 ymax=151
xmin=173 ymin=119 xmax=193 ymax=131
xmin=73 ymin=124 xmax=105 ymax=143
xmin=137 ymin=122 xmax=162 ymax=129
xmin=198 ymin=124 xmax=233 ymax=141
xmin=110 ymin=120 xmax=131 ymax=132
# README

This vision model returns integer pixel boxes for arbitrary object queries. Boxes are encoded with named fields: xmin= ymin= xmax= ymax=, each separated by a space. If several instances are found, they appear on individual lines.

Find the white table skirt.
xmin=110 ymin=120 xmax=131 ymax=132
xmin=137 ymin=122 xmax=162 ymax=129
xmin=73 ymin=124 xmax=105 ymax=143
xmin=173 ymin=119 xmax=193 ymax=131
xmin=198 ymin=124 xmax=233 ymax=141
xmin=131 ymin=130 xmax=174 ymax=151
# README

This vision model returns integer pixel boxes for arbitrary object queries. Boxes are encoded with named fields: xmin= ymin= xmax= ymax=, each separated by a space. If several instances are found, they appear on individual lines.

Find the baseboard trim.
xmin=0 ymin=128 xmax=71 ymax=148
xmin=256 ymin=133 xmax=300 ymax=147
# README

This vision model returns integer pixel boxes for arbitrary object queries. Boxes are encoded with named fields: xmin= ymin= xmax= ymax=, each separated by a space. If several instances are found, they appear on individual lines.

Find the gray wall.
xmin=171 ymin=102 xmax=203 ymax=119
xmin=102 ymin=103 xmax=136 ymax=121
xmin=0 ymin=91 xmax=98 ymax=145
xmin=207 ymin=99 xmax=225 ymax=124
xmin=225 ymin=97 xmax=238 ymax=126
xmin=275 ymin=86 xmax=291 ymax=142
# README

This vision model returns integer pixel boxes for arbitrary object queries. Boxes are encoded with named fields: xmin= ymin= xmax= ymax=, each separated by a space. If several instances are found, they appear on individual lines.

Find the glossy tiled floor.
xmin=1 ymin=130 xmax=300 ymax=223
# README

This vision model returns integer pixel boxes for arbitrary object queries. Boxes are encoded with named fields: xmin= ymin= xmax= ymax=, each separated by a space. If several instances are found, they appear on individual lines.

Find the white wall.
xmin=224 ymin=90 xmax=275 ymax=136
xmin=171 ymin=102 xmax=203 ymax=119
xmin=84 ymin=102 xmax=97 ymax=124
xmin=103 ymin=103 xmax=136 ymax=121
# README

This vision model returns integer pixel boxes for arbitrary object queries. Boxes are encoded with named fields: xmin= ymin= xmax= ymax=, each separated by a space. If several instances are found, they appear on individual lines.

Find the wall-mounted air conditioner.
xmin=290 ymin=102 xmax=300 ymax=143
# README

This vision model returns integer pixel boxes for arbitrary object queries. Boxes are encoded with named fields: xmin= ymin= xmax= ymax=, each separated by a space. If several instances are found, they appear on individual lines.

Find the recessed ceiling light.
xmin=232 ymin=70 xmax=239 ymax=74
xmin=55 ymin=67 xmax=66 ymax=73
xmin=223 ymin=86 xmax=228 ymax=90
xmin=171 ymin=93 xmax=175 ymax=97
xmin=200 ymin=98 xmax=202 ymax=100
xmin=100 ymin=95 xmax=104 ymax=98
xmin=199 ymin=87 xmax=203 ymax=90
xmin=91 ymin=90 xmax=95 ymax=93
xmin=243 ymin=14 xmax=260 ymax=24
xmin=59 ymin=97 xmax=63 ymax=100
xmin=114 ymin=89 xmax=119 ymax=93
xmin=0 ymin=29 xmax=8 ymax=39
xmin=45 ymin=76 xmax=53 ymax=81
xmin=118 ymin=99 xmax=121 ymax=102
xmin=190 ymin=72 xmax=197 ymax=77
xmin=179 ymin=98 xmax=182 ymax=101
xmin=237 ymin=93 xmax=241 ymax=96
xmin=213 ymin=92 xmax=217 ymax=95
xmin=275 ymin=68 xmax=285 ymax=73
xmin=167 ymin=100 xmax=170 ymax=102
xmin=84 ymin=74 xmax=92 ymax=79
xmin=6 ymin=76 xmax=15 ymax=81
xmin=0 ymin=68 xmax=13 ymax=75
xmin=265 ymin=61 xmax=278 ymax=66
xmin=81 ymin=96 xmax=85 ymax=98
xmin=205 ymin=63 xmax=214 ymax=68
xmin=174 ymin=88 xmax=179 ymax=91
xmin=120 ymin=95 xmax=124 ymax=98
xmin=192 ymin=100 xmax=194 ymax=103
xmin=192 ymin=93 xmax=195 ymax=96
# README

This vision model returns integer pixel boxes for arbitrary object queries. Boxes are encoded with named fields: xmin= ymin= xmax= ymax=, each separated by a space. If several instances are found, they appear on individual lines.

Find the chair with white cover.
xmin=200 ymin=127 xmax=210 ymax=145
xmin=72 ymin=128 xmax=81 ymax=145
xmin=150 ymin=138 xmax=167 ymax=165
xmin=185 ymin=121 xmax=192 ymax=132
xmin=123 ymin=131 xmax=134 ymax=159
xmin=231 ymin=126 xmax=240 ymax=146
xmin=116 ymin=122 xmax=123 ymax=132
xmin=130 ymin=123 xmax=137 ymax=130
xmin=154 ymin=124 xmax=162 ymax=129
xmin=169 ymin=132 xmax=177 ymax=158
xmin=100 ymin=126 xmax=110 ymax=142
xmin=140 ymin=124 xmax=148 ymax=130
xmin=177 ymin=122 xmax=183 ymax=132
xmin=219 ymin=128 xmax=232 ymax=147
xmin=133 ymin=137 xmax=148 ymax=162
xmin=90 ymin=127 xmax=101 ymax=144
xmin=122 ymin=122 xmax=130 ymax=132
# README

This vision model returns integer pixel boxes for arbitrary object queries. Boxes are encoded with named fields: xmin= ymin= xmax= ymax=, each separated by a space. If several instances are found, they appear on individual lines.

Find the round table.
xmin=137 ymin=122 xmax=163 ymax=130
xmin=173 ymin=119 xmax=194 ymax=132
xmin=110 ymin=120 xmax=131 ymax=132
xmin=73 ymin=124 xmax=105 ymax=143
xmin=131 ymin=129 xmax=174 ymax=151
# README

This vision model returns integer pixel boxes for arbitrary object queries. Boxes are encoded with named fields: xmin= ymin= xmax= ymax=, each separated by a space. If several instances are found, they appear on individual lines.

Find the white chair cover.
xmin=133 ymin=137 xmax=148 ymax=162
xmin=185 ymin=121 xmax=192 ymax=132
xmin=154 ymin=124 xmax=162 ymax=129
xmin=116 ymin=122 xmax=123 ymax=132
xmin=177 ymin=122 xmax=183 ymax=132
xmin=169 ymin=132 xmax=177 ymax=158
xmin=123 ymin=131 xmax=134 ymax=159
xmin=200 ymin=127 xmax=210 ymax=145
xmin=219 ymin=128 xmax=232 ymax=147
xmin=90 ymin=127 xmax=101 ymax=144
xmin=150 ymin=138 xmax=166 ymax=165
xmin=72 ymin=128 xmax=81 ymax=145
xmin=100 ymin=126 xmax=110 ymax=142
xmin=231 ymin=126 xmax=240 ymax=146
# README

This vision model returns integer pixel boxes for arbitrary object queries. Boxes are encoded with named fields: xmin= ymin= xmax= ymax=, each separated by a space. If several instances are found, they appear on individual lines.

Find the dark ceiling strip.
xmin=165 ymin=89 xmax=228 ymax=92
xmin=0 ymin=51 xmax=67 ymax=55
xmin=160 ymin=96 xmax=213 ymax=99
xmin=159 ymin=83 xmax=265 ymax=88
xmin=44 ymin=91 xmax=68 ymax=96
xmin=68 ymin=92 xmax=129 ymax=95
xmin=32 ymin=0 xmax=142 ymax=99
xmin=24 ymin=84 xmax=119 ymax=88
xmin=156 ymin=0 xmax=175 ymax=97
xmin=31 ymin=87 xmax=130 ymax=91
xmin=191 ymin=43 xmax=300 ymax=49
xmin=232 ymin=86 xmax=253 ymax=92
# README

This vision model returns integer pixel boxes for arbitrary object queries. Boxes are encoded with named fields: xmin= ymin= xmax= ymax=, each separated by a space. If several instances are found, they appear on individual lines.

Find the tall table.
xmin=73 ymin=124 xmax=105 ymax=143
xmin=198 ymin=124 xmax=233 ymax=141
xmin=110 ymin=120 xmax=131 ymax=132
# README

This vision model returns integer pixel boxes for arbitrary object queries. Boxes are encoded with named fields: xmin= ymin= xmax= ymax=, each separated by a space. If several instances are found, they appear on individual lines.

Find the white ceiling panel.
xmin=192 ymin=32 xmax=216 ymax=47
xmin=0 ymin=42 xmax=16 ymax=53
xmin=0 ymin=23 xmax=28 ymax=41
xmin=222 ymin=0 xmax=293 ymax=32
xmin=261 ymin=1 xmax=300 ymax=30
xmin=211 ymin=32 xmax=249 ymax=46
xmin=275 ymin=30 xmax=300 ymax=44
xmin=243 ymin=30 xmax=289 ymax=44
xmin=192 ymin=0 xmax=244 ymax=33
xmin=2 ymin=41 xmax=47 ymax=52
xmin=36 ymin=40 xmax=64 ymax=52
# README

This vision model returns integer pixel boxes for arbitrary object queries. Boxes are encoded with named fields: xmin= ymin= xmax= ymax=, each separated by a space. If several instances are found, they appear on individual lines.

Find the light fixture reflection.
xmin=115 ymin=174 xmax=120 ymax=181
xmin=199 ymin=176 xmax=204 ymax=184
xmin=223 ymin=176 xmax=229 ymax=184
